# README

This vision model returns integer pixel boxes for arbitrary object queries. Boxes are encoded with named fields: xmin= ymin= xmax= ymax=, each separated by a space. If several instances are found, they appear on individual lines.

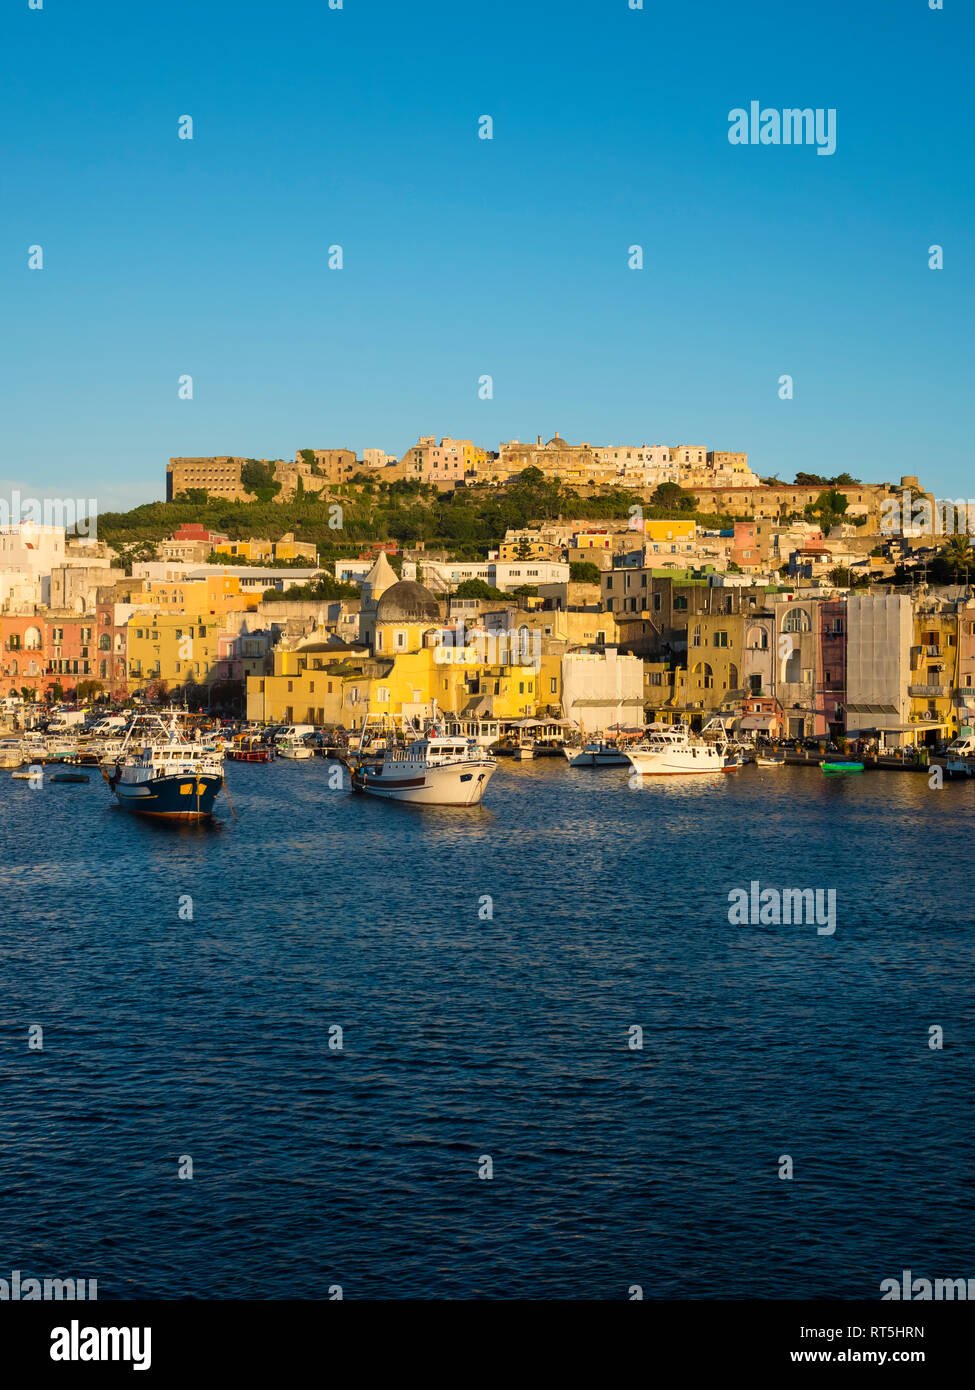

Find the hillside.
xmin=95 ymin=472 xmax=737 ymax=562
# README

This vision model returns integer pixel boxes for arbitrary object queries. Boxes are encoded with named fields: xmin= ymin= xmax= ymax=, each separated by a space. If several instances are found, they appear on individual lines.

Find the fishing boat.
xmin=562 ymin=740 xmax=631 ymax=767
xmin=349 ymin=733 xmax=496 ymax=806
xmin=755 ymin=753 xmax=786 ymax=768
xmin=625 ymin=722 xmax=730 ymax=777
xmin=107 ymin=714 xmax=224 ymax=819
xmin=276 ymin=737 xmax=314 ymax=760
xmin=820 ymin=759 xmax=864 ymax=775
xmin=225 ymin=734 xmax=274 ymax=763
xmin=0 ymin=738 xmax=23 ymax=768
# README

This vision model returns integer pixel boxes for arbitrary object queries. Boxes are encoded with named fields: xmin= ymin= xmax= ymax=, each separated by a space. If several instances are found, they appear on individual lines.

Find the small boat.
xmin=276 ymin=738 xmax=314 ymax=760
xmin=51 ymin=771 xmax=90 ymax=783
xmin=226 ymin=735 xmax=274 ymax=762
xmin=349 ymin=734 xmax=497 ymax=806
xmin=724 ymin=752 xmax=744 ymax=770
xmin=755 ymin=753 xmax=786 ymax=768
xmin=11 ymin=769 xmax=35 ymax=780
xmin=820 ymin=760 xmax=864 ymax=775
xmin=562 ymin=741 xmax=631 ymax=768
xmin=511 ymin=744 xmax=534 ymax=761
xmin=626 ymin=722 xmax=730 ymax=777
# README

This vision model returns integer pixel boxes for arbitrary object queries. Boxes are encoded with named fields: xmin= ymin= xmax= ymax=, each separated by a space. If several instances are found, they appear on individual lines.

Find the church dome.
xmin=375 ymin=580 xmax=442 ymax=624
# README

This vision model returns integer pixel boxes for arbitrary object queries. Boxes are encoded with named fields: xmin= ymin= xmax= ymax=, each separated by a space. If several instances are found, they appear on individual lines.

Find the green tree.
xmin=240 ymin=460 xmax=282 ymax=503
xmin=453 ymin=578 xmax=506 ymax=600
xmin=650 ymin=482 xmax=683 ymax=509
xmin=569 ymin=561 xmax=601 ymax=584
xmin=942 ymin=535 xmax=975 ymax=581
xmin=805 ymin=488 xmax=849 ymax=532
xmin=514 ymin=536 xmax=534 ymax=560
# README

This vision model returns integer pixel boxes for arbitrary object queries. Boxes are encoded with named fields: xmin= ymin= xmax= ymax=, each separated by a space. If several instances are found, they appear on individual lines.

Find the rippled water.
xmin=1 ymin=757 xmax=973 ymax=1299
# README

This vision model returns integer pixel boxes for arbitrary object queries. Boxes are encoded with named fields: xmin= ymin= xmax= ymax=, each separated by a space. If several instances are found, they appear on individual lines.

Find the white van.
xmin=946 ymin=733 xmax=975 ymax=756
xmin=89 ymin=715 xmax=127 ymax=735
xmin=46 ymin=709 xmax=88 ymax=733
xmin=275 ymin=724 xmax=315 ymax=742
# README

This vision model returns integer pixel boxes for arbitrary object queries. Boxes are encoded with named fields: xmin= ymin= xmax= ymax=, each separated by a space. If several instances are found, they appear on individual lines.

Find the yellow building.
xmin=247 ymin=637 xmax=541 ymax=727
xmin=644 ymin=519 xmax=696 ymax=544
xmin=132 ymin=573 xmax=258 ymax=616
xmin=685 ymin=612 xmax=747 ymax=714
xmin=909 ymin=606 xmax=958 ymax=741
xmin=213 ymin=532 xmax=317 ymax=565
xmin=248 ymin=577 xmax=544 ymax=725
xmin=127 ymin=610 xmax=228 ymax=690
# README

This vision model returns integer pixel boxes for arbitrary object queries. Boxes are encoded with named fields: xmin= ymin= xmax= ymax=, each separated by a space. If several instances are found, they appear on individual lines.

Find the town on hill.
xmin=2 ymin=432 xmax=973 ymax=749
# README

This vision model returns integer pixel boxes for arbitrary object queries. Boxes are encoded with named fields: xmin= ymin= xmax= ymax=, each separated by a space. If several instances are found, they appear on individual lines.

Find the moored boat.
xmin=562 ymin=740 xmax=631 ymax=767
xmin=625 ymin=722 xmax=730 ymax=777
xmin=349 ymin=734 xmax=496 ymax=805
xmin=107 ymin=715 xmax=224 ymax=819
xmin=820 ymin=760 xmax=864 ymax=775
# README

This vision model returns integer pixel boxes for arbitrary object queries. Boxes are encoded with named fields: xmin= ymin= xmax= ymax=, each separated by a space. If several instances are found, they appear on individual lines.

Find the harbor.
xmin=2 ymin=741 xmax=972 ymax=1300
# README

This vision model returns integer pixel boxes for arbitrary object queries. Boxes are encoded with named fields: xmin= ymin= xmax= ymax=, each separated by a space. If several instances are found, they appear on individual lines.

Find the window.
xmin=713 ymin=632 xmax=729 ymax=648
xmin=692 ymin=662 xmax=714 ymax=690
xmin=550 ymin=678 xmax=557 ymax=694
xmin=783 ymin=608 xmax=811 ymax=633
xmin=674 ymin=595 xmax=688 ymax=611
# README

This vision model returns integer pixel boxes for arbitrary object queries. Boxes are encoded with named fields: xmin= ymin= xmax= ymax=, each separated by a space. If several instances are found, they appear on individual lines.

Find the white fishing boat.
xmin=562 ymin=740 xmax=631 ymax=767
xmin=755 ymin=753 xmax=785 ymax=768
xmin=349 ymin=733 xmax=496 ymax=805
xmin=625 ymin=722 xmax=730 ymax=777
xmin=276 ymin=737 xmax=314 ymax=760
xmin=0 ymin=738 xmax=24 ymax=768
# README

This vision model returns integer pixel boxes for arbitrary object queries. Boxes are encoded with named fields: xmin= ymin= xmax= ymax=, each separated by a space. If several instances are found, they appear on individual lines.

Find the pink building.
xmin=817 ymin=599 xmax=847 ymax=736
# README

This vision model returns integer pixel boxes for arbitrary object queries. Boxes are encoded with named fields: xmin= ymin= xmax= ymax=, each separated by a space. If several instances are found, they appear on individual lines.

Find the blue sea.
xmin=1 ymin=757 xmax=972 ymax=1299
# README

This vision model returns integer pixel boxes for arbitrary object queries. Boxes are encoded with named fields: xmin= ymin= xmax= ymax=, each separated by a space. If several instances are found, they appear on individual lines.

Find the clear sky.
xmin=1 ymin=0 xmax=972 ymax=511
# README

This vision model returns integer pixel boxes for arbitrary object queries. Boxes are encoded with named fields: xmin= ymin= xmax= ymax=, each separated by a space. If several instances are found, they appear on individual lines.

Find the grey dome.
xmin=375 ymin=580 xmax=441 ymax=624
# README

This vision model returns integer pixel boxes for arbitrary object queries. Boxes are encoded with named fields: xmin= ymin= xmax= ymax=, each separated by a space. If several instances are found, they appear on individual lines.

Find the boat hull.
xmin=563 ymin=746 xmax=630 ymax=767
xmin=112 ymin=771 xmax=223 ymax=819
xmin=351 ymin=758 xmax=496 ymax=805
xmin=626 ymin=750 xmax=729 ymax=775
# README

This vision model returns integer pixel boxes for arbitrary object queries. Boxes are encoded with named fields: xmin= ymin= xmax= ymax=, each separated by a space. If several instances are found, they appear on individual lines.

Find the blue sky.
xmin=1 ymin=0 xmax=971 ymax=511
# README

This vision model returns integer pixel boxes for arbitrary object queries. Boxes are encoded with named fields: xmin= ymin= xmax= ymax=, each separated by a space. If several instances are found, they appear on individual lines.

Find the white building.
xmin=561 ymin=648 xmax=644 ymax=732
xmin=845 ymin=593 xmax=914 ymax=743
xmin=410 ymin=558 xmax=570 ymax=594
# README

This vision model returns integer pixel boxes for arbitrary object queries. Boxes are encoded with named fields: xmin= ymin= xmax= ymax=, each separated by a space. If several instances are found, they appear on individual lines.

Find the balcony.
xmin=909 ymin=684 xmax=950 ymax=698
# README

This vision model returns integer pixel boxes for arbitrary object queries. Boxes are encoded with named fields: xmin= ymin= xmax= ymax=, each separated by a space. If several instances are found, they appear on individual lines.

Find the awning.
xmin=740 ymin=715 xmax=775 ymax=730
xmin=571 ymin=697 xmax=644 ymax=707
